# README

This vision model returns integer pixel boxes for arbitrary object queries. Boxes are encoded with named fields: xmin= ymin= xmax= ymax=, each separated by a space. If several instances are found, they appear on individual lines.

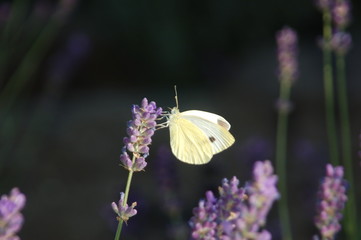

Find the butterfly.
xmin=164 ymin=87 xmax=235 ymax=164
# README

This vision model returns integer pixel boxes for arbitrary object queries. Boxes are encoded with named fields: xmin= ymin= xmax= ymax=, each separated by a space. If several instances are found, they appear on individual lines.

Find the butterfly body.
xmin=168 ymin=107 xmax=235 ymax=164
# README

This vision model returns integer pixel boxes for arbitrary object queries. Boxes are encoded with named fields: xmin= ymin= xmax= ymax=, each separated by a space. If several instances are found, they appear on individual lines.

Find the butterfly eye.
xmin=209 ymin=136 xmax=216 ymax=143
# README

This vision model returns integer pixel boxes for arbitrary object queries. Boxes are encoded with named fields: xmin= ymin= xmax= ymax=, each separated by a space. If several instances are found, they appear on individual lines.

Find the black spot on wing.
xmin=209 ymin=136 xmax=216 ymax=142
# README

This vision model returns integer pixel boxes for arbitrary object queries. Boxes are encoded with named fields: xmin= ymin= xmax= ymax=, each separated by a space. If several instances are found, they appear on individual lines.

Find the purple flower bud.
xmin=129 ymin=135 xmax=137 ymax=143
xmin=131 ymin=105 xmax=140 ymax=115
xmin=112 ymin=192 xmax=137 ymax=222
xmin=120 ymin=153 xmax=132 ymax=169
xmin=141 ymin=137 xmax=152 ymax=145
xmin=141 ymin=98 xmax=149 ymax=109
xmin=145 ymin=121 xmax=156 ymax=128
xmin=156 ymin=107 xmax=163 ymax=115
xmin=132 ymin=157 xmax=147 ymax=171
xmin=147 ymin=101 xmax=157 ymax=111
xmin=123 ymin=137 xmax=130 ymax=145
xmin=138 ymin=145 xmax=149 ymax=154
xmin=126 ymin=143 xmax=135 ymax=152
xmin=133 ymin=118 xmax=142 ymax=126
xmin=144 ymin=129 xmax=155 ymax=137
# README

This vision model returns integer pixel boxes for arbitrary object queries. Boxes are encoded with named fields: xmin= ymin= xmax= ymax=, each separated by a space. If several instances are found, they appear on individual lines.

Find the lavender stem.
xmin=322 ymin=8 xmax=339 ymax=166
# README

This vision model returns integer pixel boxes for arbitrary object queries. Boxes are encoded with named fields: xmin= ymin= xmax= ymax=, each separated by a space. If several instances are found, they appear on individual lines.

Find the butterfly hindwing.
xmin=180 ymin=111 xmax=235 ymax=154
xmin=169 ymin=117 xmax=213 ymax=164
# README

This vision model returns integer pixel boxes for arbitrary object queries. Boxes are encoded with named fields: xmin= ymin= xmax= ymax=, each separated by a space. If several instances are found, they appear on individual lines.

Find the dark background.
xmin=0 ymin=0 xmax=360 ymax=239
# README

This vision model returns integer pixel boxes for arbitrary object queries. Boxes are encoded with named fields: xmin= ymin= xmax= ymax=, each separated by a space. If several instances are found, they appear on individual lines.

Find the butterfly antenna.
xmin=174 ymin=85 xmax=179 ymax=108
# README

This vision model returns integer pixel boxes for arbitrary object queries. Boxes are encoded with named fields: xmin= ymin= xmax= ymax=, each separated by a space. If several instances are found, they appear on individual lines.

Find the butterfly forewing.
xmin=169 ymin=115 xmax=213 ymax=164
xmin=180 ymin=111 xmax=235 ymax=154
xmin=181 ymin=110 xmax=231 ymax=130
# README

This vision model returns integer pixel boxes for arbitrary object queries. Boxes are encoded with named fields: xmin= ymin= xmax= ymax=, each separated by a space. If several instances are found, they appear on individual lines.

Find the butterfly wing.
xmin=181 ymin=110 xmax=232 ymax=130
xmin=180 ymin=110 xmax=235 ymax=154
xmin=169 ymin=116 xmax=214 ymax=164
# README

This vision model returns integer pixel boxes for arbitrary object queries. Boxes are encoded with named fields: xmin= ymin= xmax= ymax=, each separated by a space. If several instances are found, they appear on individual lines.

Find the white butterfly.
xmin=164 ymin=88 xmax=235 ymax=164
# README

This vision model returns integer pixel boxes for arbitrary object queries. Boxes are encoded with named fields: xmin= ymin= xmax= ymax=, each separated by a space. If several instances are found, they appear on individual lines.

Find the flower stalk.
xmin=112 ymin=98 xmax=162 ymax=240
xmin=319 ymin=0 xmax=340 ymax=166
xmin=330 ymin=0 xmax=357 ymax=237
xmin=275 ymin=26 xmax=298 ymax=240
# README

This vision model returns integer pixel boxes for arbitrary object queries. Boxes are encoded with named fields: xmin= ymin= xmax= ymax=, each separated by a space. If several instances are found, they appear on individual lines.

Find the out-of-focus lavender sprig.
xmin=0 ymin=188 xmax=26 ymax=240
xmin=154 ymin=145 xmax=187 ymax=239
xmin=189 ymin=160 xmax=278 ymax=239
xmin=332 ymin=0 xmax=351 ymax=30
xmin=0 ymin=2 xmax=11 ymax=27
xmin=275 ymin=26 xmax=298 ymax=240
xmin=315 ymin=164 xmax=347 ymax=240
xmin=330 ymin=31 xmax=352 ymax=55
xmin=190 ymin=191 xmax=218 ymax=239
xmin=119 ymin=98 xmax=162 ymax=171
xmin=113 ymin=98 xmax=162 ymax=240
xmin=316 ymin=0 xmax=332 ymax=11
xmin=276 ymin=26 xmax=298 ymax=85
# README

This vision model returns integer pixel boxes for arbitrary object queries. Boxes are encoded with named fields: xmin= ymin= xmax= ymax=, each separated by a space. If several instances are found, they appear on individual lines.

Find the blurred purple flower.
xmin=47 ymin=32 xmax=91 ymax=86
xmin=189 ymin=160 xmax=278 ymax=239
xmin=154 ymin=145 xmax=182 ymax=215
xmin=0 ymin=2 xmax=11 ymax=25
xmin=154 ymin=145 xmax=188 ymax=239
xmin=275 ymin=99 xmax=293 ymax=114
xmin=189 ymin=191 xmax=218 ymax=239
xmin=314 ymin=164 xmax=347 ymax=239
xmin=330 ymin=31 xmax=352 ymax=54
xmin=0 ymin=188 xmax=26 ymax=240
xmin=237 ymin=136 xmax=273 ymax=167
xmin=276 ymin=26 xmax=298 ymax=84
xmin=111 ymin=192 xmax=137 ymax=223
xmin=316 ymin=0 xmax=333 ymax=10
xmin=120 ymin=98 xmax=162 ymax=171
xmin=332 ymin=0 xmax=351 ymax=29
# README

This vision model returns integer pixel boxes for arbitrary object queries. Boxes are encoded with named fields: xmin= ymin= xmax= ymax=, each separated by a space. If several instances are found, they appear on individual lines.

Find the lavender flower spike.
xmin=332 ymin=0 xmax=351 ymax=29
xmin=119 ymin=98 xmax=162 ymax=171
xmin=0 ymin=188 xmax=26 ymax=240
xmin=112 ymin=192 xmax=137 ymax=223
xmin=189 ymin=160 xmax=278 ymax=240
xmin=315 ymin=164 xmax=347 ymax=239
xmin=276 ymin=26 xmax=298 ymax=84
xmin=227 ymin=160 xmax=279 ymax=239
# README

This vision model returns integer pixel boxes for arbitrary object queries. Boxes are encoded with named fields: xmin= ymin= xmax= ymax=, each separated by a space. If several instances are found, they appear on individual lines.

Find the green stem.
xmin=114 ymin=156 xmax=136 ymax=240
xmin=335 ymin=52 xmax=357 ymax=238
xmin=322 ymin=9 xmax=339 ymax=166
xmin=276 ymin=79 xmax=292 ymax=240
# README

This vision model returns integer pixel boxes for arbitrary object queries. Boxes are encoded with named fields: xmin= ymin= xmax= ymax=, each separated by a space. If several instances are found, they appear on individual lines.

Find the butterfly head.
xmin=170 ymin=107 xmax=180 ymax=116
